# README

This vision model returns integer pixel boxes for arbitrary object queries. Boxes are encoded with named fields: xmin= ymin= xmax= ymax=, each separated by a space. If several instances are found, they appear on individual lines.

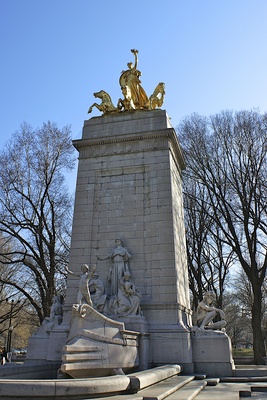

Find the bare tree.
xmin=223 ymin=291 xmax=253 ymax=349
xmin=184 ymin=179 xmax=233 ymax=312
xmin=177 ymin=110 xmax=267 ymax=364
xmin=231 ymin=269 xmax=267 ymax=347
xmin=0 ymin=122 xmax=76 ymax=324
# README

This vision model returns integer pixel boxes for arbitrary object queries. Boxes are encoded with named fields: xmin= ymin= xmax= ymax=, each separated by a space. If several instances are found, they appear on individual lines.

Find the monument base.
xmin=191 ymin=328 xmax=235 ymax=376
xmin=26 ymin=333 xmax=50 ymax=362
xmin=148 ymin=323 xmax=194 ymax=374
xmin=26 ymin=319 xmax=69 ymax=363
xmin=60 ymin=304 xmax=140 ymax=378
xmin=113 ymin=315 xmax=149 ymax=370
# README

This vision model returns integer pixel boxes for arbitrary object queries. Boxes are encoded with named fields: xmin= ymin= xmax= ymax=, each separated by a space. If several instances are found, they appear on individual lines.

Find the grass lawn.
xmin=232 ymin=348 xmax=253 ymax=357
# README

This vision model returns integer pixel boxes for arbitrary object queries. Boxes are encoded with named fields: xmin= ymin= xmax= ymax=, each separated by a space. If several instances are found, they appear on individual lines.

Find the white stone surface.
xmin=0 ymin=375 xmax=131 ymax=398
xmin=129 ymin=364 xmax=182 ymax=390
xmin=61 ymin=304 xmax=139 ymax=377
xmin=27 ymin=110 xmax=235 ymax=377
xmin=192 ymin=330 xmax=234 ymax=376
xmin=63 ymin=110 xmax=192 ymax=370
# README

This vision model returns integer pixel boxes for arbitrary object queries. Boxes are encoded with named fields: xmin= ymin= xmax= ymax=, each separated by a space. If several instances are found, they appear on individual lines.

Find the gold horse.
xmin=88 ymin=90 xmax=118 ymax=115
xmin=149 ymin=82 xmax=165 ymax=110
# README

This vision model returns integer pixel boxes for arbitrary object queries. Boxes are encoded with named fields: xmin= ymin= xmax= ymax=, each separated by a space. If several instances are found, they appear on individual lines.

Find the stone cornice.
xmin=73 ymin=127 xmax=186 ymax=170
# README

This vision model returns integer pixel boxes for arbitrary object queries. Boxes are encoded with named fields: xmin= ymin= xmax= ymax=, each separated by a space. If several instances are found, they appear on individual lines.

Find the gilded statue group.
xmin=67 ymin=239 xmax=142 ymax=318
xmin=88 ymin=49 xmax=165 ymax=116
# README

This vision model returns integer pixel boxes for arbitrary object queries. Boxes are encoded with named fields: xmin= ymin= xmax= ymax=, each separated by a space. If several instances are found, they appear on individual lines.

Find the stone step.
xmin=94 ymin=394 xmax=143 ymax=400
xmin=136 ymin=375 xmax=195 ymax=400
xmin=235 ymin=370 xmax=267 ymax=377
xmin=62 ymin=353 xmax=106 ymax=362
xmin=251 ymin=385 xmax=267 ymax=391
xmin=95 ymin=375 xmax=195 ymax=400
xmin=194 ymin=382 xmax=256 ymax=399
xmin=163 ymin=380 xmax=207 ymax=400
xmin=206 ymin=378 xmax=220 ymax=386
xmin=234 ymin=365 xmax=267 ymax=378
xmin=221 ymin=376 xmax=267 ymax=383
xmin=63 ymin=345 xmax=103 ymax=353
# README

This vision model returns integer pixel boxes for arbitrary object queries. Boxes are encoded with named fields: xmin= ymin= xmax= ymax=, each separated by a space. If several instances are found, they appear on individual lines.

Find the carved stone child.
xmin=197 ymin=291 xmax=226 ymax=330
xmin=66 ymin=264 xmax=97 ymax=306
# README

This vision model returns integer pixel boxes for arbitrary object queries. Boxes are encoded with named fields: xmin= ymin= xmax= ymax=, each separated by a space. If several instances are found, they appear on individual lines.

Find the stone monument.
xmin=59 ymin=49 xmax=192 ymax=374
xmin=26 ymin=49 xmax=234 ymax=378
xmin=191 ymin=291 xmax=234 ymax=376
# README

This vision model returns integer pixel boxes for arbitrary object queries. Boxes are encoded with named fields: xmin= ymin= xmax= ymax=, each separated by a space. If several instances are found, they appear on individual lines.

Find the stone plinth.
xmin=192 ymin=329 xmax=235 ymax=376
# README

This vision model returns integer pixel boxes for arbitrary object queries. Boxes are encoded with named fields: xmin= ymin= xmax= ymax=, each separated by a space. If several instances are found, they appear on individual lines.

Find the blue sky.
xmin=1 ymin=0 xmax=267 ymax=190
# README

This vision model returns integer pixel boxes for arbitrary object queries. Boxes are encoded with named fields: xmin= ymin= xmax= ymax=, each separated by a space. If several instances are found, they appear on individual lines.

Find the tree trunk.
xmin=252 ymin=283 xmax=266 ymax=364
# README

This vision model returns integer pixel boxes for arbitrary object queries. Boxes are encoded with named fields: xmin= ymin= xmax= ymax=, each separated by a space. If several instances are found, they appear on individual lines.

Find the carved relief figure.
xmin=89 ymin=270 xmax=107 ymax=312
xmin=47 ymin=295 xmax=63 ymax=321
xmin=113 ymin=273 xmax=142 ymax=317
xmin=44 ymin=294 xmax=63 ymax=327
xmin=66 ymin=264 xmax=97 ymax=306
xmin=196 ymin=291 xmax=226 ymax=330
xmin=97 ymin=239 xmax=131 ymax=296
xmin=41 ymin=294 xmax=64 ymax=331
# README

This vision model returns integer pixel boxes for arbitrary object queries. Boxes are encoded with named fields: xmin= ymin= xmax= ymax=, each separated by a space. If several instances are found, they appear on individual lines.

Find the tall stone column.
xmin=65 ymin=109 xmax=193 ymax=372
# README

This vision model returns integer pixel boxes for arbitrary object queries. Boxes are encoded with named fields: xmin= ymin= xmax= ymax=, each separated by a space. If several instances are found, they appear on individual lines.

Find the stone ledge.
xmin=0 ymin=362 xmax=60 ymax=379
xmin=0 ymin=375 xmax=130 ymax=399
xmin=129 ymin=364 xmax=182 ymax=391
xmin=0 ymin=364 xmax=183 ymax=399
xmin=82 ymin=110 xmax=172 ymax=139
